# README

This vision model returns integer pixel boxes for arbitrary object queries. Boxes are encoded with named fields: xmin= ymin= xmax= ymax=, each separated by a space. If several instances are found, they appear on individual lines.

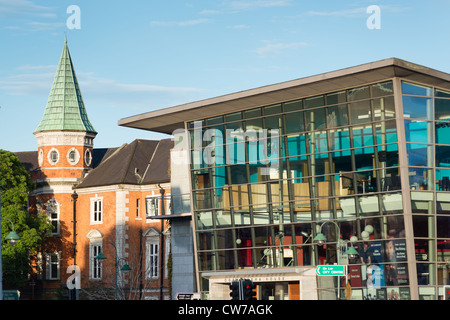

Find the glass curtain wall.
xmin=402 ymin=81 xmax=450 ymax=300
xmin=189 ymin=80 xmax=415 ymax=299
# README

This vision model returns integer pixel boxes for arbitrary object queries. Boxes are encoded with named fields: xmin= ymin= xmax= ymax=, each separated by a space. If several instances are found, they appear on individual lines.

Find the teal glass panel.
xmin=404 ymin=120 xmax=433 ymax=143
xmin=286 ymin=134 xmax=307 ymax=157
xmin=435 ymin=98 xmax=450 ymax=121
xmin=436 ymin=145 xmax=450 ymax=168
xmin=402 ymin=96 xmax=433 ymax=119
xmin=285 ymin=111 xmax=305 ymax=134
xmin=355 ymin=149 xmax=375 ymax=171
xmin=375 ymin=120 xmax=397 ymax=144
xmin=402 ymin=82 xmax=432 ymax=96
xmin=435 ymin=122 xmax=450 ymax=144
xmin=329 ymin=128 xmax=350 ymax=151
xmin=226 ymin=141 xmax=246 ymax=164
xmin=406 ymin=144 xmax=433 ymax=167
xmin=308 ymin=131 xmax=328 ymax=153
xmin=436 ymin=169 xmax=450 ymax=190
xmin=352 ymin=125 xmax=374 ymax=148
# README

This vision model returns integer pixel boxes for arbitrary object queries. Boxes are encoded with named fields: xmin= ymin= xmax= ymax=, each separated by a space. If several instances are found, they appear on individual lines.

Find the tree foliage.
xmin=0 ymin=150 xmax=52 ymax=288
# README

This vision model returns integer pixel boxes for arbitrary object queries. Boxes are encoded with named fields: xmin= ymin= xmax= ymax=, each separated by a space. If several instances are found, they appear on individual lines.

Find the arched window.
xmin=87 ymin=229 xmax=104 ymax=280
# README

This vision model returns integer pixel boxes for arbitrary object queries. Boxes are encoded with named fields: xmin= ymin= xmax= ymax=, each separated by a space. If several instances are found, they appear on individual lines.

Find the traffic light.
xmin=444 ymin=286 xmax=450 ymax=300
xmin=242 ymin=279 xmax=257 ymax=300
xmin=230 ymin=281 xmax=240 ymax=300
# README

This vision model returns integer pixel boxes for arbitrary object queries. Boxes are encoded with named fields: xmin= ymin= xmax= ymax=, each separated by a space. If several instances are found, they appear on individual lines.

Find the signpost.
xmin=315 ymin=265 xmax=347 ymax=276
xmin=3 ymin=290 xmax=20 ymax=300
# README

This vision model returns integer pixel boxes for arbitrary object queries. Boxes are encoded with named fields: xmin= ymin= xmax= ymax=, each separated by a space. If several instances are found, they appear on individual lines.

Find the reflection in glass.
xmin=402 ymin=82 xmax=432 ymax=96
xmin=435 ymin=122 xmax=450 ymax=145
xmin=406 ymin=144 xmax=433 ymax=167
xmin=402 ymin=96 xmax=433 ymax=120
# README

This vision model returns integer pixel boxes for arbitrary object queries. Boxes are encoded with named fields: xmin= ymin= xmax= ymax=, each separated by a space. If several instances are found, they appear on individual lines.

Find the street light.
xmin=95 ymin=242 xmax=132 ymax=300
xmin=313 ymin=220 xmax=358 ymax=300
xmin=0 ymin=214 xmax=21 ymax=301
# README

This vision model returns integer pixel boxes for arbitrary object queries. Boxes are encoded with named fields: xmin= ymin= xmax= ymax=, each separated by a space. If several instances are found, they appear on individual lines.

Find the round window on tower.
xmin=38 ymin=149 xmax=44 ymax=166
xmin=47 ymin=148 xmax=60 ymax=166
xmin=67 ymin=148 xmax=80 ymax=166
xmin=85 ymin=149 xmax=93 ymax=167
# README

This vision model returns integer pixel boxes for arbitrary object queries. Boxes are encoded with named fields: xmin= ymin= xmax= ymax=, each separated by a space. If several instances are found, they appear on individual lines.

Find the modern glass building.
xmin=119 ymin=58 xmax=450 ymax=300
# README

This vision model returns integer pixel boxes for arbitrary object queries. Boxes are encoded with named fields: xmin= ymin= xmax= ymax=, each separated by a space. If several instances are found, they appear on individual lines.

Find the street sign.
xmin=3 ymin=290 xmax=20 ymax=300
xmin=315 ymin=265 xmax=347 ymax=276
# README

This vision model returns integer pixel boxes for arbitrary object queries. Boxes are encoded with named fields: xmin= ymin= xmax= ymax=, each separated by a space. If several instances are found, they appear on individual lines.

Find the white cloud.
xmin=150 ymin=18 xmax=211 ymax=27
xmin=0 ymin=0 xmax=55 ymax=18
xmin=0 ymin=66 xmax=203 ymax=98
xmin=255 ymin=40 xmax=308 ymax=56
xmin=228 ymin=0 xmax=292 ymax=11
xmin=307 ymin=5 xmax=408 ymax=18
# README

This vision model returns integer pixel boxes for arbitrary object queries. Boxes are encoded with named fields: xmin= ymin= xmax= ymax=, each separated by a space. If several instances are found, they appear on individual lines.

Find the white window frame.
xmin=46 ymin=198 xmax=60 ymax=235
xmin=90 ymin=243 xmax=103 ymax=280
xmin=145 ymin=196 xmax=160 ymax=219
xmin=90 ymin=196 xmax=103 ymax=225
xmin=46 ymin=252 xmax=61 ymax=281
xmin=47 ymin=148 xmax=60 ymax=166
xmin=145 ymin=238 xmax=159 ymax=280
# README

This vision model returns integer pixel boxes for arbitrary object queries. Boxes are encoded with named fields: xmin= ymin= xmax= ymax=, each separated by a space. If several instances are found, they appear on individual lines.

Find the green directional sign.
xmin=316 ymin=265 xmax=347 ymax=276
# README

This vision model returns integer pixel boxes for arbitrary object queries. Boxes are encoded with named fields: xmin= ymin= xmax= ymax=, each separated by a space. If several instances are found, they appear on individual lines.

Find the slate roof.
xmin=34 ymin=37 xmax=97 ymax=134
xmin=75 ymin=138 xmax=173 ymax=189
xmin=15 ymin=138 xmax=172 ymax=188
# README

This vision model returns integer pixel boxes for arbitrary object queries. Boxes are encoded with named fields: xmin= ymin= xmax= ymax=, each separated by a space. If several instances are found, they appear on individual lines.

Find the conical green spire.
xmin=34 ymin=37 xmax=97 ymax=134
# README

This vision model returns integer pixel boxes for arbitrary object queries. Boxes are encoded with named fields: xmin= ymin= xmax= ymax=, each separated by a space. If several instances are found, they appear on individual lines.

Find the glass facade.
xmin=187 ymin=79 xmax=450 ymax=300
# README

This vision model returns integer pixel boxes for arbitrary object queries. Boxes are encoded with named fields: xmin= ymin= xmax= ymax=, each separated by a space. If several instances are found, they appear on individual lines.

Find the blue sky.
xmin=1 ymin=0 xmax=450 ymax=152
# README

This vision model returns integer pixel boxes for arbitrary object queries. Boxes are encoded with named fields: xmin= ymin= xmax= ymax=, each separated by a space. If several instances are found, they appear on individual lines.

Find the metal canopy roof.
xmin=118 ymin=58 xmax=450 ymax=134
xmin=34 ymin=37 xmax=97 ymax=135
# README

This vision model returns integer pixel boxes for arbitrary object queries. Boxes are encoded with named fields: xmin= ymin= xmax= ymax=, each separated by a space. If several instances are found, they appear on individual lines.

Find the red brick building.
xmin=16 ymin=38 xmax=172 ymax=300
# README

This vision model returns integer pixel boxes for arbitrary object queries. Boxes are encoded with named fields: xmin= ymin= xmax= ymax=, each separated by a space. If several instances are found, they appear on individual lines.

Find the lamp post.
xmin=0 ymin=192 xmax=21 ymax=300
xmin=95 ymin=242 xmax=131 ymax=300
xmin=313 ymin=221 xmax=358 ymax=300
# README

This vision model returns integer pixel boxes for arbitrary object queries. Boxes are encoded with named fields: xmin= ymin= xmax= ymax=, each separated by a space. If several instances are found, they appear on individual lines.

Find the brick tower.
xmin=31 ymin=36 xmax=96 ymax=294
